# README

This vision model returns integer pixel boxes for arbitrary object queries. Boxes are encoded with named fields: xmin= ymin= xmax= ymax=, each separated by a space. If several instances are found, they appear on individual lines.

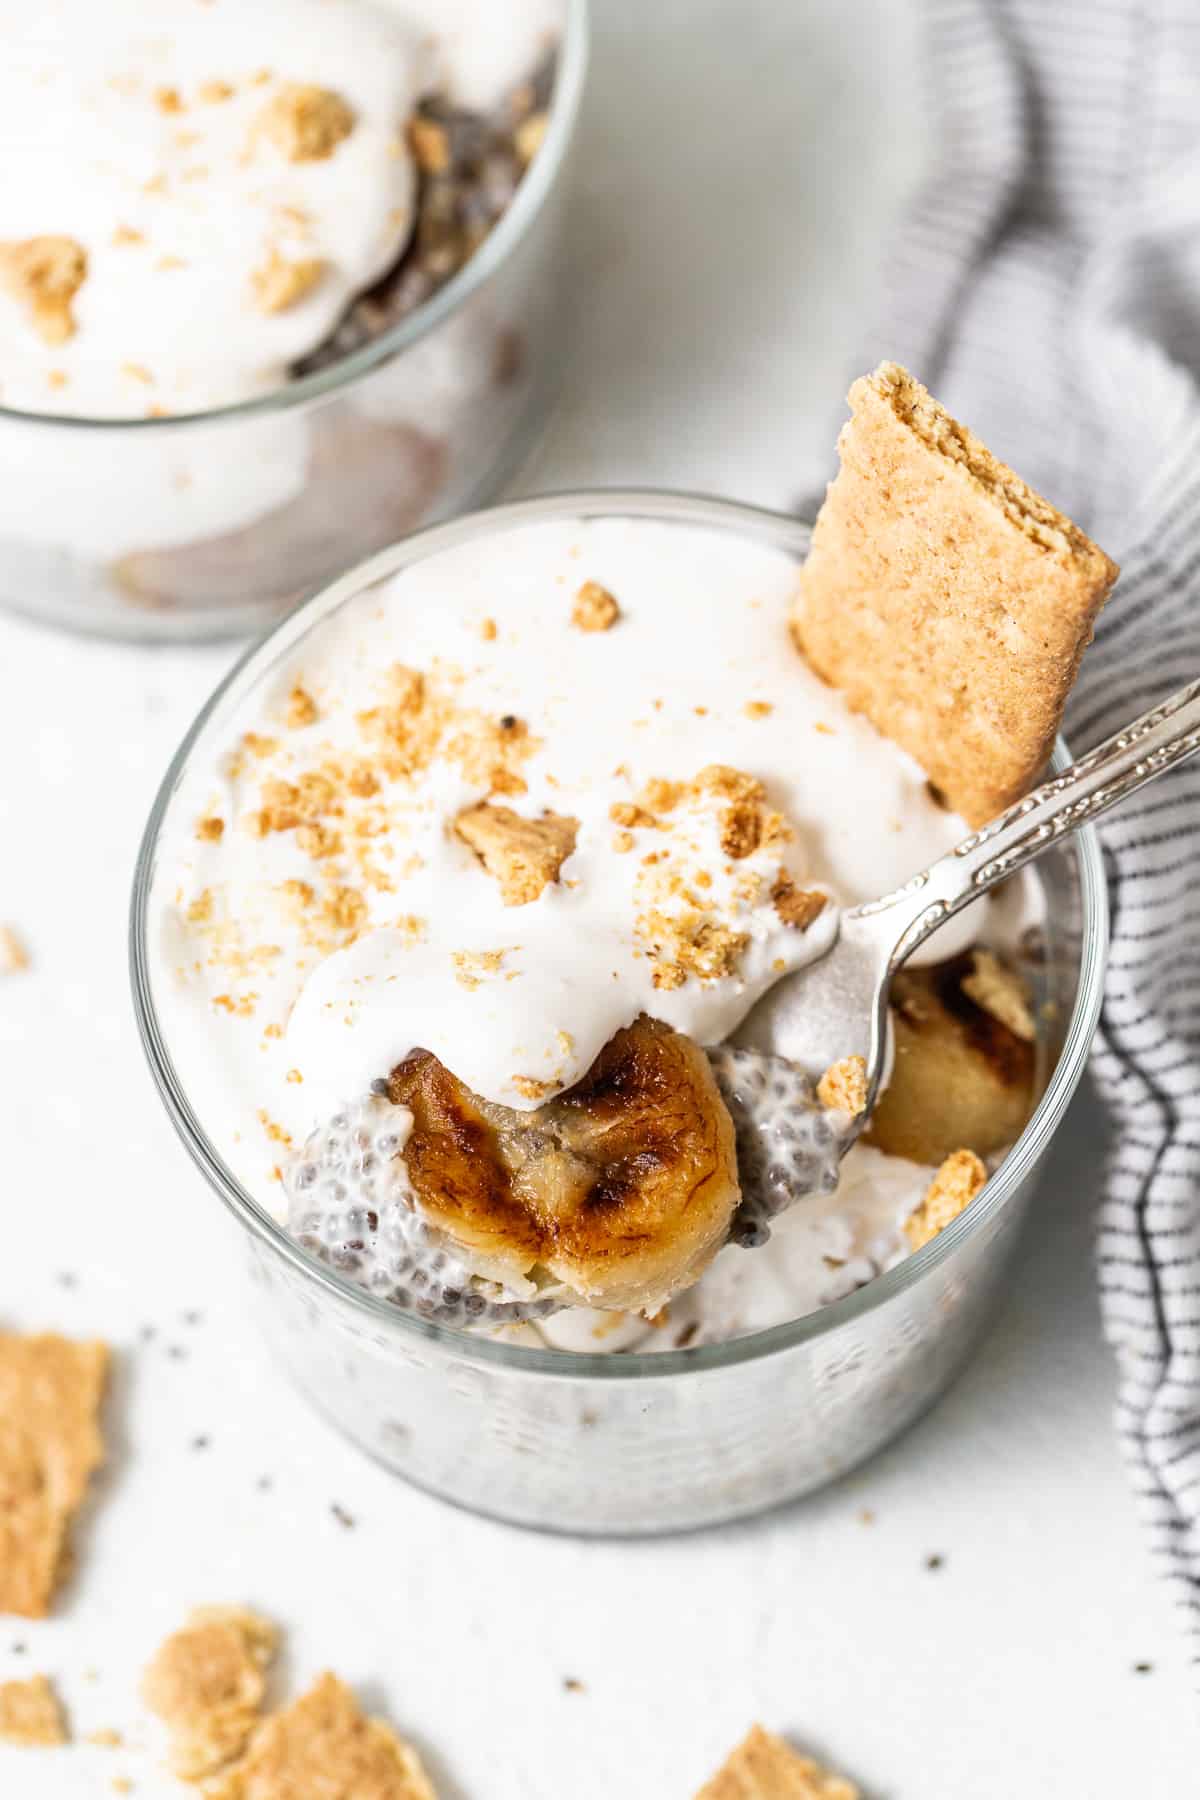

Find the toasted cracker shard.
xmin=0 ymin=1673 xmax=68 ymax=1747
xmin=905 ymin=1147 xmax=988 ymax=1251
xmin=453 ymin=801 xmax=578 ymax=905
xmin=0 ymin=1331 xmax=109 ymax=1618
xmin=791 ymin=362 xmax=1118 ymax=827
xmin=695 ymin=1723 xmax=859 ymax=1799
xmin=572 ymin=580 xmax=621 ymax=632
xmin=142 ymin=1606 xmax=277 ymax=1781
xmin=961 ymin=948 xmax=1036 ymax=1041
xmin=817 ymin=1055 xmax=868 ymax=1116
xmin=208 ymin=1671 xmax=436 ymax=1800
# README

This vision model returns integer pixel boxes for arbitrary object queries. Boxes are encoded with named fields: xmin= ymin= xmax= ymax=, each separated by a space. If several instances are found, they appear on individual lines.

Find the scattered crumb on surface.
xmin=0 ymin=924 xmax=29 ymax=974
xmin=0 ymin=1673 xmax=68 ymax=1746
xmin=0 ymin=1331 xmax=109 ymax=1617
xmin=141 ymin=1606 xmax=276 ymax=1782
xmin=562 ymin=1677 xmax=585 ymax=1694
xmin=454 ymin=801 xmax=578 ymax=905
xmin=207 ymin=1671 xmax=435 ymax=1800
xmin=695 ymin=1723 xmax=858 ymax=1799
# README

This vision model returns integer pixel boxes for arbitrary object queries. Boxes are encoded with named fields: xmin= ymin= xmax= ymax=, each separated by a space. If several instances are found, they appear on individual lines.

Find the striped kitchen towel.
xmin=844 ymin=0 xmax=1200 ymax=1663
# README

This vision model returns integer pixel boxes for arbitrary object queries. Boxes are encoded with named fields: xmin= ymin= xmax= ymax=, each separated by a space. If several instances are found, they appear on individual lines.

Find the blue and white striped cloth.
xmin=845 ymin=0 xmax=1200 ymax=1666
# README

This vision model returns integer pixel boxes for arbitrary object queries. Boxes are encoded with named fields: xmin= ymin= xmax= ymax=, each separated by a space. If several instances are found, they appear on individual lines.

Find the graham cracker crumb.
xmin=286 ymin=685 xmax=318 ymax=729
xmin=610 ymin=801 xmax=660 ymax=830
xmin=695 ymin=1724 xmax=858 ymax=1799
xmin=199 ymin=79 xmax=236 ymax=104
xmin=744 ymin=701 xmax=774 ymax=719
xmin=0 ymin=1674 xmax=68 ymax=1747
xmin=113 ymin=224 xmax=145 ymax=247
xmin=196 ymin=817 xmax=225 ymax=843
xmin=0 ymin=923 xmax=29 ymax=974
xmin=905 ymin=1148 xmax=988 ymax=1251
xmin=515 ymin=110 xmax=549 ymax=163
xmin=112 ymin=1780 xmax=134 ymax=1795
xmin=258 ymin=83 xmax=355 ymax=163
xmin=511 ymin=1074 xmax=555 ymax=1102
xmin=817 ymin=1055 xmax=868 ymax=1116
xmin=454 ymin=803 xmax=578 ymax=906
xmin=572 ymin=581 xmax=620 ymax=633
xmin=771 ymin=873 xmax=827 ymax=931
xmin=142 ymin=1606 xmax=277 ymax=1782
xmin=87 ymin=1726 xmax=124 ymax=1747
xmin=0 ymin=1332 xmax=109 ymax=1617
xmin=961 ymin=949 xmax=1035 ymax=1041
xmin=644 ymin=915 xmax=748 ymax=991
xmin=452 ymin=947 xmax=506 ymax=990
xmin=479 ymin=616 xmax=498 ymax=641
xmin=321 ymin=885 xmax=366 ymax=938
xmin=720 ymin=801 xmax=763 ymax=860
xmin=639 ymin=777 xmax=686 ymax=814
xmin=407 ymin=116 xmax=450 ymax=174
xmin=612 ymin=830 xmax=636 ymax=854
xmin=155 ymin=86 xmax=184 ymax=114
xmin=207 ymin=1671 xmax=435 ymax=1800
xmin=0 ymin=236 xmax=88 ymax=345
xmin=692 ymin=765 xmax=765 ymax=805
xmin=791 ymin=361 xmax=1118 ymax=826
xmin=251 ymin=249 xmax=325 ymax=314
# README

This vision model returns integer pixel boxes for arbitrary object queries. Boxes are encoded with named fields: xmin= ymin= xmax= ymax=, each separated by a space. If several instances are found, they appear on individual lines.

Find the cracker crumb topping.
xmin=407 ymin=116 xmax=450 ymax=174
xmin=511 ymin=1073 xmax=555 ymax=1101
xmin=452 ymin=947 xmax=507 ymax=990
xmin=572 ymin=580 xmax=620 ymax=633
xmin=905 ymin=1148 xmax=987 ymax=1250
xmin=744 ymin=700 xmax=773 ymax=719
xmin=286 ymin=684 xmax=318 ymax=729
xmin=251 ymin=248 xmax=325 ymax=314
xmin=196 ymin=816 xmax=225 ymax=842
xmin=258 ymin=83 xmax=355 ymax=163
xmin=817 ymin=1055 xmax=868 ymax=1116
xmin=454 ymin=803 xmax=579 ymax=906
xmin=0 ymin=236 xmax=87 ymax=345
xmin=478 ymin=616 xmax=498 ymax=642
xmin=0 ymin=1673 xmax=67 ymax=1747
xmin=771 ymin=872 xmax=826 ymax=931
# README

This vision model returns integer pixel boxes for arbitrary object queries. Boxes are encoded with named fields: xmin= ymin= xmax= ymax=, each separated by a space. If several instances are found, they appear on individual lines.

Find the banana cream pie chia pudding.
xmin=0 ymin=0 xmax=573 ymax=634
xmin=150 ymin=369 xmax=1117 ymax=1356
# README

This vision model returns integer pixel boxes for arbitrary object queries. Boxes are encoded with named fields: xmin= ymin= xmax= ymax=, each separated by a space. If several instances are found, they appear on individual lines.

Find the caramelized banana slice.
xmin=865 ymin=954 xmax=1036 ymax=1165
xmin=387 ymin=1016 xmax=740 ymax=1314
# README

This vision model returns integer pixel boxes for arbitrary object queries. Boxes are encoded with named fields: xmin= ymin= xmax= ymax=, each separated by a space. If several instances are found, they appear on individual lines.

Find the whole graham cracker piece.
xmin=0 ymin=1330 xmax=109 ymax=1617
xmin=209 ymin=1671 xmax=436 ymax=1800
xmin=791 ymin=362 xmax=1118 ymax=826
xmin=696 ymin=1725 xmax=858 ymax=1799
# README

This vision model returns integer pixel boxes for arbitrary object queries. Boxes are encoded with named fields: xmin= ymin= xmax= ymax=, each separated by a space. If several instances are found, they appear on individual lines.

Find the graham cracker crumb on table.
xmin=905 ymin=1148 xmax=988 ymax=1251
xmin=0 ymin=1331 xmax=109 ymax=1618
xmin=572 ymin=580 xmax=621 ymax=633
xmin=251 ymin=249 xmax=325 ymax=315
xmin=817 ymin=1055 xmax=868 ymax=1116
xmin=199 ymin=79 xmax=236 ymax=104
xmin=87 ymin=1726 xmax=124 ymax=1746
xmin=0 ymin=235 xmax=88 ymax=345
xmin=961 ymin=948 xmax=1035 ymax=1041
xmin=695 ymin=1723 xmax=859 ymax=1799
xmin=0 ymin=923 xmax=29 ymax=973
xmin=0 ymin=1673 xmax=68 ymax=1747
xmin=207 ymin=1671 xmax=435 ymax=1800
xmin=258 ymin=83 xmax=355 ymax=163
xmin=791 ymin=361 xmax=1118 ymax=826
xmin=141 ymin=1606 xmax=277 ymax=1782
xmin=454 ymin=802 xmax=578 ymax=906
xmin=771 ymin=873 xmax=826 ymax=932
xmin=478 ymin=616 xmax=498 ymax=642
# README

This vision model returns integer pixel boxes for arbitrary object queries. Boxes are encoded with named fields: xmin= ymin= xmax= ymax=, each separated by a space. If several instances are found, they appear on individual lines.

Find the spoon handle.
xmin=853 ymin=675 xmax=1200 ymax=966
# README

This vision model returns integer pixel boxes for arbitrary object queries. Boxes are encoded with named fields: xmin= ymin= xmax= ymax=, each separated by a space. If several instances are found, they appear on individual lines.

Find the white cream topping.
xmin=0 ymin=0 xmax=558 ymax=418
xmin=154 ymin=515 xmax=987 ymax=1213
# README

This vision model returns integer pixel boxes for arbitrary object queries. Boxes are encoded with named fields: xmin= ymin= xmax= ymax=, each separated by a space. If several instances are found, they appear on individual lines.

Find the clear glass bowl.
xmin=130 ymin=491 xmax=1109 ymax=1534
xmin=0 ymin=1 xmax=586 ymax=644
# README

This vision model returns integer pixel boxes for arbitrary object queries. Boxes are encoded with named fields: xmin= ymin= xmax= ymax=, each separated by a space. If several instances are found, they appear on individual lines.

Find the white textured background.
xmin=2 ymin=3 xmax=1197 ymax=1795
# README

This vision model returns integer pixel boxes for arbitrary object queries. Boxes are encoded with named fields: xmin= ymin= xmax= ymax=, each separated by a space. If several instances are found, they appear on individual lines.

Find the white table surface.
xmin=2 ymin=4 xmax=1197 ymax=1796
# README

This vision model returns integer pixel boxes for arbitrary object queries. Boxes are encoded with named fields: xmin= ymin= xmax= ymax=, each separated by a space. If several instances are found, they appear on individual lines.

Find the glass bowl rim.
xmin=129 ymin=486 xmax=1110 ymax=1381
xmin=0 ymin=0 xmax=589 ymax=435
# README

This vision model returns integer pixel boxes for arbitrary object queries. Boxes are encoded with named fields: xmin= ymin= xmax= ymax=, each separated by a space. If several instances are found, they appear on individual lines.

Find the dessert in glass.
xmin=133 ymin=368 xmax=1115 ymax=1531
xmin=0 ymin=0 xmax=584 ymax=640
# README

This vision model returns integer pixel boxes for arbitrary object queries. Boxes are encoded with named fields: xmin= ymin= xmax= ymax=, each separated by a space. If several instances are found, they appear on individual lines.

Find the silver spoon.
xmin=731 ymin=676 xmax=1200 ymax=1198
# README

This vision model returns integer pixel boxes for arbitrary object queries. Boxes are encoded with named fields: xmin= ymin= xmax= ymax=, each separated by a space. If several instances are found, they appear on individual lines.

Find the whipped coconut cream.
xmin=0 ymin=0 xmax=557 ymax=419
xmin=153 ymin=514 xmax=1024 ymax=1339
